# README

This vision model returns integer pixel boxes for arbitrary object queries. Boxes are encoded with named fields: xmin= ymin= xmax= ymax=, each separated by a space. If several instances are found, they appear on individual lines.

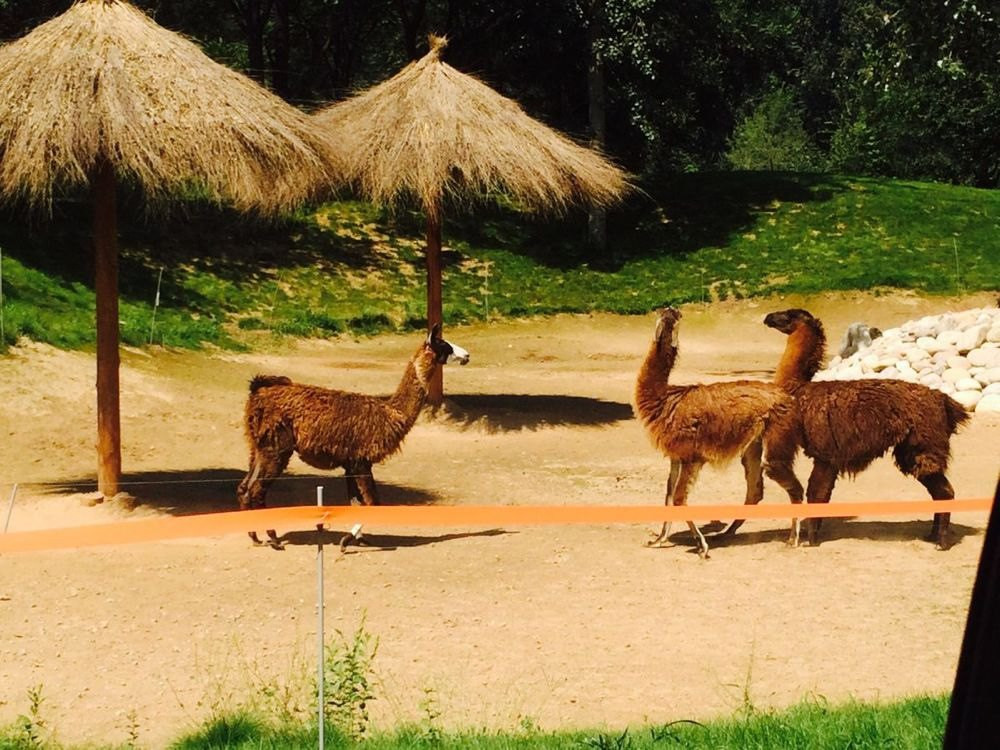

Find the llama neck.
xmin=387 ymin=349 xmax=435 ymax=424
xmin=635 ymin=336 xmax=683 ymax=413
xmin=775 ymin=325 xmax=826 ymax=386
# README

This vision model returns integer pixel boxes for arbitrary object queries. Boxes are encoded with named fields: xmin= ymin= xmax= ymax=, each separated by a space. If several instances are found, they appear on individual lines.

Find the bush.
xmin=725 ymin=85 xmax=820 ymax=171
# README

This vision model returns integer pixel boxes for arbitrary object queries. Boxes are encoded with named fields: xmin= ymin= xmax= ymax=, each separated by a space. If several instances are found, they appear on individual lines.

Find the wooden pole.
xmin=93 ymin=160 xmax=121 ymax=498
xmin=425 ymin=212 xmax=444 ymax=405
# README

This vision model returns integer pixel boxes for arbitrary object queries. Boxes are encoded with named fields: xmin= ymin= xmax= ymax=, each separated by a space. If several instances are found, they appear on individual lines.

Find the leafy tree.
xmin=725 ymin=83 xmax=819 ymax=171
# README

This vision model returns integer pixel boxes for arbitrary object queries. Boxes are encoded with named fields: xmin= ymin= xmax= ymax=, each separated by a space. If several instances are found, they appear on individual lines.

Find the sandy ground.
xmin=0 ymin=291 xmax=998 ymax=748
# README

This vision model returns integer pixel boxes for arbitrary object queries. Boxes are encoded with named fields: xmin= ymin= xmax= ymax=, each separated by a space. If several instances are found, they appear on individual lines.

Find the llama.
xmin=838 ymin=322 xmax=882 ymax=359
xmin=236 ymin=324 xmax=470 ymax=547
xmin=763 ymin=308 xmax=969 ymax=549
xmin=634 ymin=307 xmax=804 ymax=558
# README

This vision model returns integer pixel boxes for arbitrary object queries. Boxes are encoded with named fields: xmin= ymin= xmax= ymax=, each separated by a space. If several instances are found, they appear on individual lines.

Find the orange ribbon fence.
xmin=0 ymin=498 xmax=992 ymax=554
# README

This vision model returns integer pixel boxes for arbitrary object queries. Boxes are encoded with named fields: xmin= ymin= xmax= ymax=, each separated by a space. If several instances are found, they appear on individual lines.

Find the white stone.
xmin=945 ymin=355 xmax=970 ymax=370
xmin=920 ymin=372 xmax=943 ymax=388
xmin=932 ymin=348 xmax=959 ymax=364
xmin=880 ymin=367 xmax=899 ymax=379
xmin=942 ymin=368 xmax=969 ymax=383
xmin=937 ymin=330 xmax=963 ymax=347
xmin=955 ymin=377 xmax=982 ymax=392
xmin=917 ymin=336 xmax=946 ymax=353
xmin=979 ymin=367 xmax=1000 ymax=384
xmin=905 ymin=348 xmax=930 ymax=364
xmin=939 ymin=381 xmax=956 ymax=394
xmin=861 ymin=353 xmax=880 ymax=369
xmin=987 ymin=326 xmax=1000 ymax=343
xmin=956 ymin=325 xmax=989 ymax=353
xmin=983 ymin=383 xmax=1000 ymax=396
xmin=952 ymin=390 xmax=982 ymax=409
xmin=968 ymin=348 xmax=1000 ymax=368
xmin=975 ymin=394 xmax=1000 ymax=413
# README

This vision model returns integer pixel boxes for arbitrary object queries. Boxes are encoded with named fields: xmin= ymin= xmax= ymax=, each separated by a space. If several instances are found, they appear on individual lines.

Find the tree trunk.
xmin=395 ymin=0 xmax=427 ymax=60
xmin=271 ymin=0 xmax=291 ymax=97
xmin=586 ymin=2 xmax=608 ymax=254
xmin=237 ymin=0 xmax=271 ymax=83
xmin=425 ymin=213 xmax=443 ymax=405
xmin=93 ymin=161 xmax=121 ymax=498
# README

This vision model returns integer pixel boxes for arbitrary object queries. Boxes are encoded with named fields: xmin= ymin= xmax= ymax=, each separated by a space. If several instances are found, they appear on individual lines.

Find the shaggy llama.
xmin=634 ymin=307 xmax=804 ymax=558
xmin=763 ymin=308 xmax=969 ymax=549
xmin=237 ymin=324 xmax=469 ymax=546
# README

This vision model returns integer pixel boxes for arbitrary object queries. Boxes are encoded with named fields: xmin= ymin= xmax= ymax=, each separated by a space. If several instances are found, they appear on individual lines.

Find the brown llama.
xmin=762 ymin=308 xmax=969 ymax=549
xmin=634 ymin=307 xmax=804 ymax=558
xmin=236 ymin=324 xmax=470 ymax=547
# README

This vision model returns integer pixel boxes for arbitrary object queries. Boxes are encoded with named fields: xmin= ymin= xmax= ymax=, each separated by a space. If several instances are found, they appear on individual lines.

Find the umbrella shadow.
xmin=272 ymin=527 xmax=512 ymax=551
xmin=438 ymin=393 xmax=634 ymax=433
xmin=41 ymin=468 xmax=439 ymax=516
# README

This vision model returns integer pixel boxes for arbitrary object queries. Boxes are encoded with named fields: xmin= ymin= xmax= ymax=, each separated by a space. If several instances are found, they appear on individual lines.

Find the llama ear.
xmin=427 ymin=323 xmax=442 ymax=344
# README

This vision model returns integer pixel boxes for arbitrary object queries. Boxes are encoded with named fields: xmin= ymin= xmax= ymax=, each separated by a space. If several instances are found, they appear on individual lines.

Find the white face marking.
xmin=445 ymin=340 xmax=470 ymax=365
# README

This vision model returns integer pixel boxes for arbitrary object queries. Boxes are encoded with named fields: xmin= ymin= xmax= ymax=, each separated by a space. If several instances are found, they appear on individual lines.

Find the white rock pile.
xmin=817 ymin=306 xmax=1000 ymax=414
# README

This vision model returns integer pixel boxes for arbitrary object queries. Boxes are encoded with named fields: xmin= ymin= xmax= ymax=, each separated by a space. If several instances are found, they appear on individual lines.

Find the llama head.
xmin=426 ymin=323 xmax=470 ymax=365
xmin=763 ymin=308 xmax=818 ymax=335
xmin=653 ymin=307 xmax=682 ymax=347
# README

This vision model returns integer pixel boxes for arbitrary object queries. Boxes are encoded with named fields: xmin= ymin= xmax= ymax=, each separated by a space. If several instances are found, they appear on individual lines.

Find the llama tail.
xmin=249 ymin=374 xmax=293 ymax=393
xmin=943 ymin=394 xmax=971 ymax=434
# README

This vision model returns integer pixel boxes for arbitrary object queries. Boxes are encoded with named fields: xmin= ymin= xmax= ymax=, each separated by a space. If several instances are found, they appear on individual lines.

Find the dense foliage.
xmin=1 ymin=0 xmax=997 ymax=188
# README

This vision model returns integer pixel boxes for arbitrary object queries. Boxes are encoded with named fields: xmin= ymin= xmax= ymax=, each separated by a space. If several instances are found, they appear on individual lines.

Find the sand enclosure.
xmin=1 ymin=291 xmax=998 ymax=747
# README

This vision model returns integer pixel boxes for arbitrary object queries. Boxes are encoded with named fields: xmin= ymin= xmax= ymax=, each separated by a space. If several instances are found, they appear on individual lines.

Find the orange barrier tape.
xmin=0 ymin=498 xmax=992 ymax=554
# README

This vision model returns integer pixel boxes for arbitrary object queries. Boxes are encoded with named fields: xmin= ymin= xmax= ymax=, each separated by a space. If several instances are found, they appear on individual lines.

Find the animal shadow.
xmin=440 ymin=393 xmax=634 ymax=433
xmin=701 ymin=517 xmax=982 ymax=550
xmin=42 ymin=468 xmax=438 ymax=516
xmin=273 ymin=527 xmax=511 ymax=551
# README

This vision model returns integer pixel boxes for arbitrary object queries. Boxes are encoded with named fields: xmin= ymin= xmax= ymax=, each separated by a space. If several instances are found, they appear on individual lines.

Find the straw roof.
xmin=0 ymin=0 xmax=344 ymax=214
xmin=312 ymin=35 xmax=629 ymax=219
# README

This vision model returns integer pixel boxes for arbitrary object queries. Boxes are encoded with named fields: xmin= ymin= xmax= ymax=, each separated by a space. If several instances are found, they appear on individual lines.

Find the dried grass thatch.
xmin=0 ymin=0 xmax=344 ymax=214
xmin=312 ymin=35 xmax=629 ymax=218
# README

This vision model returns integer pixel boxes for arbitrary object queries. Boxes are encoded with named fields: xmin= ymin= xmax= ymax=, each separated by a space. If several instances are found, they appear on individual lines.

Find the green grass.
xmin=0 ymin=682 xmax=952 ymax=749
xmin=162 ymin=694 xmax=950 ymax=749
xmin=1 ymin=172 xmax=997 ymax=351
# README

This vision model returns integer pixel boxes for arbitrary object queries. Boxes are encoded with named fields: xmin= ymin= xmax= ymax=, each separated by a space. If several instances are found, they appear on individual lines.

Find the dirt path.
xmin=0 ymin=291 xmax=997 ymax=748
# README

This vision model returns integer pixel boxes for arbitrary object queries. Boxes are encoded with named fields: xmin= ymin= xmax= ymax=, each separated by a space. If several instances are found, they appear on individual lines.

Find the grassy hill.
xmin=0 ymin=172 xmax=997 ymax=351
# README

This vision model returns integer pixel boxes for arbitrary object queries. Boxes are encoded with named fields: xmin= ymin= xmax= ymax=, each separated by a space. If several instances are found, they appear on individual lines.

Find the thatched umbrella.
xmin=312 ymin=35 xmax=629 ymax=404
xmin=0 ymin=0 xmax=344 ymax=497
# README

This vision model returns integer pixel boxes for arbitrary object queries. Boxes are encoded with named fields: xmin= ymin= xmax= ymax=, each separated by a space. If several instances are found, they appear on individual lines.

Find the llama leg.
xmin=672 ymin=462 xmax=708 ymax=559
xmin=345 ymin=460 xmax=379 ymax=506
xmin=238 ymin=448 xmax=291 ymax=547
xmin=722 ymin=437 xmax=764 ymax=537
xmin=646 ymin=459 xmax=681 ymax=547
xmin=918 ymin=471 xmax=955 ymax=550
xmin=341 ymin=461 xmax=378 ymax=550
xmin=805 ymin=460 xmax=837 ymax=546
xmin=763 ymin=458 xmax=805 ymax=547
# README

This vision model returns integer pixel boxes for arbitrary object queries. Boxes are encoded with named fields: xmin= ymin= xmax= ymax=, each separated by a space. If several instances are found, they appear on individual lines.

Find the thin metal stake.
xmin=149 ymin=266 xmax=164 ymax=345
xmin=3 ymin=484 xmax=18 ymax=534
xmin=316 ymin=485 xmax=325 ymax=750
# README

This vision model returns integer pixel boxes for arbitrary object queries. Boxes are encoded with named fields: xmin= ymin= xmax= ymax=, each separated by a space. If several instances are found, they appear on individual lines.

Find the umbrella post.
xmin=425 ymin=214 xmax=444 ymax=405
xmin=93 ymin=160 xmax=121 ymax=498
